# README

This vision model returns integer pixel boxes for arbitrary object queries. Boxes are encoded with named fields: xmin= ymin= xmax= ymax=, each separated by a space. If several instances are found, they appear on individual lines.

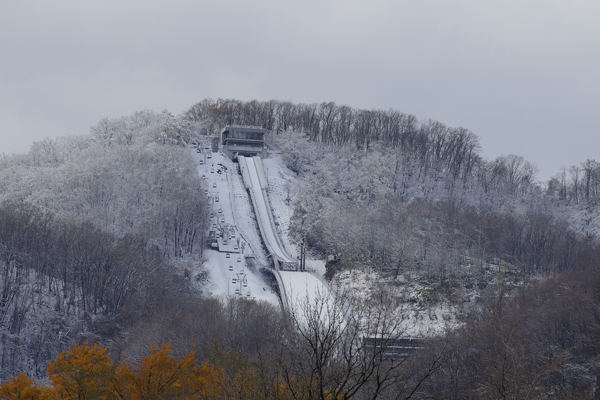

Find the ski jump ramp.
xmin=238 ymin=156 xmax=296 ymax=267
xmin=238 ymin=156 xmax=330 ymax=313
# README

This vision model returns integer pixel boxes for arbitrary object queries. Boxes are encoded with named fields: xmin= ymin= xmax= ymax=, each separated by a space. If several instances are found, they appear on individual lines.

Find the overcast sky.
xmin=1 ymin=1 xmax=599 ymax=181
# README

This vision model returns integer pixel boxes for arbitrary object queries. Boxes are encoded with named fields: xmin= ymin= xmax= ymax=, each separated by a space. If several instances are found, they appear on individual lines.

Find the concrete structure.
xmin=237 ymin=155 xmax=299 ymax=273
xmin=220 ymin=125 xmax=267 ymax=160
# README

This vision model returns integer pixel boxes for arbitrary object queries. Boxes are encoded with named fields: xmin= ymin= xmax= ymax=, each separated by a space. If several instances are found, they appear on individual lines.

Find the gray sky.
xmin=1 ymin=1 xmax=599 ymax=182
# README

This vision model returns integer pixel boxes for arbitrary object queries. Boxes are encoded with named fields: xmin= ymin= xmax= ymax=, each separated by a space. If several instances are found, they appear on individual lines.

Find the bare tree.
xmin=581 ymin=159 xmax=600 ymax=204
xmin=570 ymin=165 xmax=582 ymax=204
xmin=280 ymin=287 xmax=448 ymax=400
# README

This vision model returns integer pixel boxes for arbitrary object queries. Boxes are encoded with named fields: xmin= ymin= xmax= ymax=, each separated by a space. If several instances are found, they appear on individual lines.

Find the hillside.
xmin=0 ymin=110 xmax=214 ymax=378
xmin=1 ymin=99 xmax=600 ymax=398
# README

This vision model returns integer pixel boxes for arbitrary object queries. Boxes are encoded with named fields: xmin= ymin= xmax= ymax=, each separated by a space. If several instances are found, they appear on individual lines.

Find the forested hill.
xmin=180 ymin=98 xmax=600 ymax=397
xmin=186 ymin=98 xmax=599 ymax=205
xmin=184 ymin=98 xmax=599 ymax=238
xmin=0 ymin=111 xmax=212 ymax=378
xmin=1 ymin=99 xmax=600 ymax=397
xmin=186 ymin=98 xmax=600 ymax=341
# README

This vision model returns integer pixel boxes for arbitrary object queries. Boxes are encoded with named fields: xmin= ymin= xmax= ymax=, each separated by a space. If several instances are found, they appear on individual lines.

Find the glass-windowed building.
xmin=220 ymin=125 xmax=267 ymax=160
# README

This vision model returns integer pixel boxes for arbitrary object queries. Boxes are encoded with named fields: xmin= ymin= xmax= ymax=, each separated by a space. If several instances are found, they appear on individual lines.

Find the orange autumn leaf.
xmin=116 ymin=342 xmax=197 ymax=399
xmin=0 ymin=372 xmax=43 ymax=400
xmin=46 ymin=342 xmax=118 ymax=400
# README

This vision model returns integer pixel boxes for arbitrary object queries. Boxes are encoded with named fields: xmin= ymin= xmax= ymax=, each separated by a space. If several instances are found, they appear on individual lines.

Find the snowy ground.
xmin=262 ymin=152 xmax=461 ymax=336
xmin=192 ymin=144 xmax=460 ymax=337
xmin=263 ymin=155 xmax=328 ymax=279
xmin=260 ymin=153 xmax=333 ymax=319
xmin=331 ymin=268 xmax=463 ymax=337
xmin=191 ymin=145 xmax=330 ymax=310
xmin=191 ymin=145 xmax=279 ymax=305
xmin=262 ymin=157 xmax=299 ymax=259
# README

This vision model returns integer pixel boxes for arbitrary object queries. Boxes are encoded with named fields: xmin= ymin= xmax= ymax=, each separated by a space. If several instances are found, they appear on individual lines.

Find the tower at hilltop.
xmin=220 ymin=125 xmax=267 ymax=160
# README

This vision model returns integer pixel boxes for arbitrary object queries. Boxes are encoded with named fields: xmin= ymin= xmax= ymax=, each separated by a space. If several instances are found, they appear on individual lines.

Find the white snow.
xmin=238 ymin=156 xmax=295 ymax=262
xmin=192 ymin=144 xmax=461 ymax=337
xmin=191 ymin=146 xmax=279 ymax=304
xmin=191 ymin=145 xmax=331 ymax=312
xmin=332 ymin=268 xmax=463 ymax=337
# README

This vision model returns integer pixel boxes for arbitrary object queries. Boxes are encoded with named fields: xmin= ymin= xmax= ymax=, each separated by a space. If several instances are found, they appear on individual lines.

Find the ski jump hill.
xmin=237 ymin=155 xmax=330 ymax=313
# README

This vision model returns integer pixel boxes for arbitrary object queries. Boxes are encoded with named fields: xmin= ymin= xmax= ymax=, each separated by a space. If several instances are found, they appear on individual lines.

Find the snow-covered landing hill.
xmin=190 ymin=144 xmax=279 ymax=304
xmin=193 ymin=144 xmax=461 ymax=337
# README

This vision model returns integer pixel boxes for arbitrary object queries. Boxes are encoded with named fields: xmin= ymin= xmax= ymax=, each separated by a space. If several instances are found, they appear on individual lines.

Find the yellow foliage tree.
xmin=191 ymin=361 xmax=226 ymax=400
xmin=46 ymin=342 xmax=118 ymax=400
xmin=0 ymin=372 xmax=43 ymax=400
xmin=1 ymin=342 xmax=295 ymax=400
xmin=116 ymin=342 xmax=198 ymax=399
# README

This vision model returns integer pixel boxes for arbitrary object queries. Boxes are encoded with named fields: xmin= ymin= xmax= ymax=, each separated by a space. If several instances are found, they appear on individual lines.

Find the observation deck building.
xmin=220 ymin=125 xmax=267 ymax=160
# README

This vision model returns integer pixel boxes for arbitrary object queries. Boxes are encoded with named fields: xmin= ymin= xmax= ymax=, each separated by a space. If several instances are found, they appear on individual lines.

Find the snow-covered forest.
xmin=0 ymin=110 xmax=212 ymax=376
xmin=2 ymin=98 xmax=600 ymax=398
